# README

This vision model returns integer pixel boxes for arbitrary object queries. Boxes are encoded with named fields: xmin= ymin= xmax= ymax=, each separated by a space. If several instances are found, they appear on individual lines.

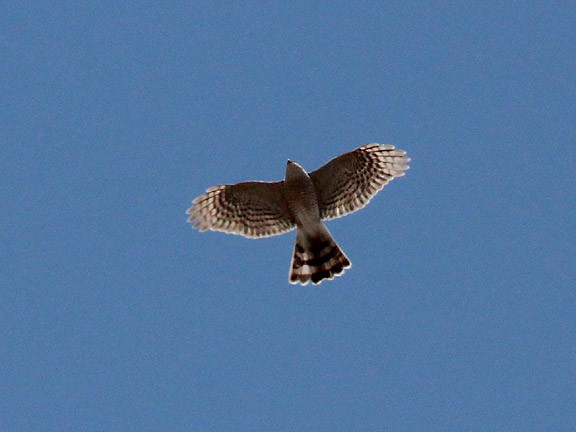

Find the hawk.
xmin=187 ymin=143 xmax=410 ymax=285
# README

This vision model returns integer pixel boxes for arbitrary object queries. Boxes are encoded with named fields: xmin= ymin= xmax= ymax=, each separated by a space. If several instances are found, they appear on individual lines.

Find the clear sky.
xmin=2 ymin=2 xmax=575 ymax=431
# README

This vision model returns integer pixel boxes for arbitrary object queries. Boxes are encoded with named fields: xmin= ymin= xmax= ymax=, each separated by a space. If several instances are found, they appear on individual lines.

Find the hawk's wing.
xmin=309 ymin=144 xmax=410 ymax=220
xmin=187 ymin=181 xmax=295 ymax=238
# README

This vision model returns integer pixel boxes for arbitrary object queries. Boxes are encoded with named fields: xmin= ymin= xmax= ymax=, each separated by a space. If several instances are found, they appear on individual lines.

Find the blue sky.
xmin=2 ymin=2 xmax=575 ymax=431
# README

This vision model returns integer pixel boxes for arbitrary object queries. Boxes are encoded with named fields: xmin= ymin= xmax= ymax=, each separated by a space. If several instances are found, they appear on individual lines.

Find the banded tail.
xmin=289 ymin=228 xmax=351 ymax=285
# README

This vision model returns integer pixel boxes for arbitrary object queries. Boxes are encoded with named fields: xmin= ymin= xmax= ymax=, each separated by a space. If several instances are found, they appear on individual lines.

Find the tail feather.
xmin=289 ymin=229 xmax=351 ymax=285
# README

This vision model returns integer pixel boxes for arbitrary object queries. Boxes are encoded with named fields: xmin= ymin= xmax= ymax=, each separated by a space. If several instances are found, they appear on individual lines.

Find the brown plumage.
xmin=289 ymin=229 xmax=351 ymax=285
xmin=187 ymin=143 xmax=410 ymax=285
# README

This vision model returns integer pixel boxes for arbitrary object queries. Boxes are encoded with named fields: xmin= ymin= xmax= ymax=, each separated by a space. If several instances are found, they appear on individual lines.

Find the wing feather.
xmin=187 ymin=181 xmax=295 ymax=238
xmin=309 ymin=144 xmax=410 ymax=220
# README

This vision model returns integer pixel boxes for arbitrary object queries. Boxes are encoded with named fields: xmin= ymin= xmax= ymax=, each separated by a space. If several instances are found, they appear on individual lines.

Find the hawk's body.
xmin=284 ymin=160 xmax=351 ymax=284
xmin=187 ymin=144 xmax=410 ymax=285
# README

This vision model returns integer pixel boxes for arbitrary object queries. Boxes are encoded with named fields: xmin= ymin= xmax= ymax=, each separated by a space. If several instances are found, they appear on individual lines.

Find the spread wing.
xmin=309 ymin=144 xmax=410 ymax=220
xmin=187 ymin=181 xmax=296 ymax=238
